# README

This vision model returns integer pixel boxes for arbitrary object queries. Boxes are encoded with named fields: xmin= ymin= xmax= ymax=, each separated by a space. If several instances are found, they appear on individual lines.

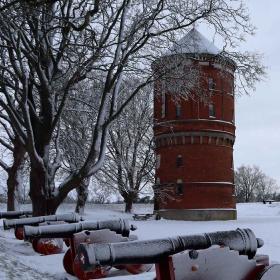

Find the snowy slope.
xmin=1 ymin=202 xmax=280 ymax=279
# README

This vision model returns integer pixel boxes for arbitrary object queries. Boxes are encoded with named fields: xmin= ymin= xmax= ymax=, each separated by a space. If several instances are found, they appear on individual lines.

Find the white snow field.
xmin=1 ymin=202 xmax=280 ymax=279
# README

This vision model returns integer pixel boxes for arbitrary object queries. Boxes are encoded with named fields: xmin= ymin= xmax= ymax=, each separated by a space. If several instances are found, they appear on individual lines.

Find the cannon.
xmin=0 ymin=210 xmax=32 ymax=219
xmin=78 ymin=228 xmax=263 ymax=269
xmin=23 ymin=219 xmax=135 ymax=256
xmin=24 ymin=219 xmax=149 ymax=279
xmin=3 ymin=213 xmax=82 ymax=240
xmin=77 ymin=228 xmax=280 ymax=280
xmin=24 ymin=219 xmax=135 ymax=255
xmin=23 ymin=219 xmax=135 ymax=239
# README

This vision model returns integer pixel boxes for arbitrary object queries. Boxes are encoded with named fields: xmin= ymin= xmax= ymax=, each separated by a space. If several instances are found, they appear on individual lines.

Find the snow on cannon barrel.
xmin=23 ymin=218 xmax=136 ymax=240
xmin=3 ymin=213 xmax=82 ymax=240
xmin=78 ymin=228 xmax=264 ymax=272
xmin=3 ymin=213 xmax=82 ymax=229
xmin=0 ymin=210 xmax=33 ymax=219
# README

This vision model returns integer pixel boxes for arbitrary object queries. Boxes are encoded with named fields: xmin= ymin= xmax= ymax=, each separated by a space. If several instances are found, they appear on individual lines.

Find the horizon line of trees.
xmin=235 ymin=165 xmax=279 ymax=203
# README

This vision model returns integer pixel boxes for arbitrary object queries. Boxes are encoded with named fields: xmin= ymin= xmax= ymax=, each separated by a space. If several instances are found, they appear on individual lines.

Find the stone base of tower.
xmin=156 ymin=209 xmax=237 ymax=221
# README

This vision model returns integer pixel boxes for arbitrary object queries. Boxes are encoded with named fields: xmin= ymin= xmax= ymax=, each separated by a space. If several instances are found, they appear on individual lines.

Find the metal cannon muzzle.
xmin=0 ymin=210 xmax=33 ymax=219
xmin=24 ymin=219 xmax=136 ymax=239
xmin=3 ymin=213 xmax=82 ymax=230
xmin=78 ymin=228 xmax=264 ymax=272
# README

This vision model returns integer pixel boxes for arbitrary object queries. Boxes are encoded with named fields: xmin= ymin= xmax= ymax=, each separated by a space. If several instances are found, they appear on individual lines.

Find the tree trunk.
xmin=29 ymin=164 xmax=58 ymax=216
xmin=153 ymin=195 xmax=159 ymax=211
xmin=7 ymin=137 xmax=26 ymax=211
xmin=7 ymin=168 xmax=21 ymax=211
xmin=125 ymin=198 xmax=133 ymax=213
xmin=75 ymin=178 xmax=90 ymax=215
xmin=124 ymin=191 xmax=138 ymax=213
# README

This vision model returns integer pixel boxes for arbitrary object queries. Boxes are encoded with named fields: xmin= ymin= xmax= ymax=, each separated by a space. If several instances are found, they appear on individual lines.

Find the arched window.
xmin=161 ymin=93 xmax=167 ymax=118
xmin=208 ymin=77 xmax=216 ymax=90
xmin=175 ymin=104 xmax=181 ymax=118
xmin=230 ymin=80 xmax=234 ymax=95
xmin=209 ymin=103 xmax=216 ymax=118
xmin=232 ymin=109 xmax=235 ymax=123
xmin=176 ymin=179 xmax=184 ymax=195
xmin=176 ymin=155 xmax=183 ymax=167
xmin=156 ymin=154 xmax=161 ymax=169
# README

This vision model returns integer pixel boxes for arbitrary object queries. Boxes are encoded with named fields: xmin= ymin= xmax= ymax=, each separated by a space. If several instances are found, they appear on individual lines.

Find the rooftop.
xmin=169 ymin=28 xmax=220 ymax=55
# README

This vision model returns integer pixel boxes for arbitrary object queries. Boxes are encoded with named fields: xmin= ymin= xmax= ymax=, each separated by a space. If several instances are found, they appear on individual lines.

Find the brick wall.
xmin=154 ymin=55 xmax=236 ymax=212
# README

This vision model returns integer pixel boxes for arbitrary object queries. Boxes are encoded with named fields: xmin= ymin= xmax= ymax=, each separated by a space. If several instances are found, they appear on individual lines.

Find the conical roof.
xmin=169 ymin=28 xmax=220 ymax=55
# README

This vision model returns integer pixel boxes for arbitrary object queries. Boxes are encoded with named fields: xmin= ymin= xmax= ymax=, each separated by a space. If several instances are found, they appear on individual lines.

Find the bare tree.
xmin=0 ymin=121 xmax=26 ymax=210
xmin=59 ymin=81 xmax=98 ymax=214
xmin=0 ymin=0 xmax=265 ymax=215
xmin=255 ymin=175 xmax=278 ymax=202
xmin=235 ymin=165 xmax=278 ymax=202
xmin=97 ymin=84 xmax=154 ymax=213
xmin=89 ymin=178 xmax=116 ymax=204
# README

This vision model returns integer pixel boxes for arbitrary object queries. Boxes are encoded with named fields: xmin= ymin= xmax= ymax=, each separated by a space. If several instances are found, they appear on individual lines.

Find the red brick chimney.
xmin=154 ymin=28 xmax=236 ymax=220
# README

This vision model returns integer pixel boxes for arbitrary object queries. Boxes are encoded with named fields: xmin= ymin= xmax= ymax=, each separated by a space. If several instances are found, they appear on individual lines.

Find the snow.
xmin=169 ymin=28 xmax=220 ymax=55
xmin=1 ymin=202 xmax=280 ymax=279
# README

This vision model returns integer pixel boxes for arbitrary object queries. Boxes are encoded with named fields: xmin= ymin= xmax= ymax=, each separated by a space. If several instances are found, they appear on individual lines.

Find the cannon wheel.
xmin=33 ymin=238 xmax=64 ymax=255
xmin=14 ymin=227 xmax=24 ymax=240
xmin=125 ymin=263 xmax=153 ymax=274
xmin=63 ymin=249 xmax=75 ymax=275
xmin=257 ymin=264 xmax=280 ymax=280
xmin=73 ymin=255 xmax=109 ymax=280
xmin=32 ymin=239 xmax=39 ymax=252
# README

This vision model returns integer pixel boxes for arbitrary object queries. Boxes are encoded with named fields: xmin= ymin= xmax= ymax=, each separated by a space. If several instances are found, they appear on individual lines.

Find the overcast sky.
xmin=199 ymin=1 xmax=280 ymax=183
xmin=233 ymin=0 xmax=280 ymax=184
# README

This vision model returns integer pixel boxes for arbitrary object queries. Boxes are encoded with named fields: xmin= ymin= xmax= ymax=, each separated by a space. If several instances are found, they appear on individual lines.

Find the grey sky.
xmin=197 ymin=0 xmax=280 ymax=183
xmin=234 ymin=0 xmax=280 ymax=183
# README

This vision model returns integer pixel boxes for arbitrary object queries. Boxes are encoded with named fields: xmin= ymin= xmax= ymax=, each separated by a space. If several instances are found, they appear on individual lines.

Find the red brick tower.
xmin=154 ymin=29 xmax=236 ymax=220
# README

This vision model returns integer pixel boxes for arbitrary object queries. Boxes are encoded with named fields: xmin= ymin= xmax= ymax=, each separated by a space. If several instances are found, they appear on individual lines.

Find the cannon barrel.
xmin=24 ymin=219 xmax=136 ymax=239
xmin=78 ymin=228 xmax=264 ymax=271
xmin=3 ymin=213 xmax=82 ymax=229
xmin=0 ymin=210 xmax=32 ymax=219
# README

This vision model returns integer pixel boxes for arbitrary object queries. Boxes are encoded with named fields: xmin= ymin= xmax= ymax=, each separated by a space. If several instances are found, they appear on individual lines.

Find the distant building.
xmin=153 ymin=29 xmax=236 ymax=220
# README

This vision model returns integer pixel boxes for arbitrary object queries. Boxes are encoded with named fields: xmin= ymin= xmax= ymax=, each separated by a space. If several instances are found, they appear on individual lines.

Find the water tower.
xmin=154 ymin=29 xmax=236 ymax=220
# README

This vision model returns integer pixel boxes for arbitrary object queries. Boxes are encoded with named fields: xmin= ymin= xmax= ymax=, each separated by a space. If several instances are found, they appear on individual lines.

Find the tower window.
xmin=232 ymin=109 xmax=235 ymax=123
xmin=208 ymin=78 xmax=216 ymax=90
xmin=209 ymin=104 xmax=216 ymax=118
xmin=176 ymin=179 xmax=184 ymax=195
xmin=176 ymin=155 xmax=183 ymax=167
xmin=156 ymin=154 xmax=161 ymax=169
xmin=230 ymin=80 xmax=234 ymax=95
xmin=161 ymin=93 xmax=167 ymax=118
xmin=175 ymin=104 xmax=181 ymax=118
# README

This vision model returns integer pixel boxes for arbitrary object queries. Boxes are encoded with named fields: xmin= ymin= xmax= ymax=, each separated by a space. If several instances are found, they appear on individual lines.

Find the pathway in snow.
xmin=0 ymin=243 xmax=52 ymax=280
xmin=0 ymin=235 xmax=61 ymax=280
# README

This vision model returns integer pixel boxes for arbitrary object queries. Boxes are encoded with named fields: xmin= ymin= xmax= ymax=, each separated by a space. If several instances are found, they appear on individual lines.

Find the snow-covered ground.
xmin=1 ymin=202 xmax=280 ymax=279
